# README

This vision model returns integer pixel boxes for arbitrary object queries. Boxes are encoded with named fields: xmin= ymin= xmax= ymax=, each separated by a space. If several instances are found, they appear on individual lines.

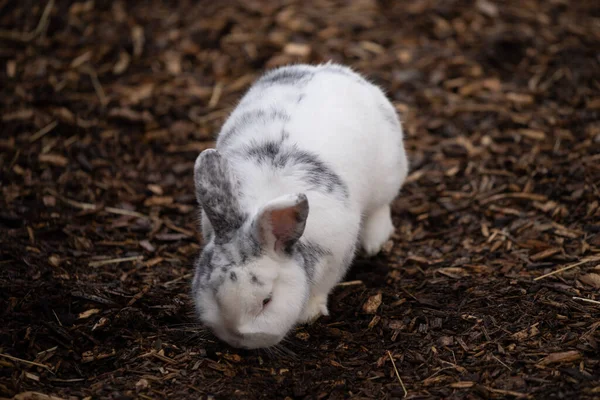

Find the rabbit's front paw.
xmin=299 ymin=294 xmax=329 ymax=324
xmin=361 ymin=205 xmax=394 ymax=256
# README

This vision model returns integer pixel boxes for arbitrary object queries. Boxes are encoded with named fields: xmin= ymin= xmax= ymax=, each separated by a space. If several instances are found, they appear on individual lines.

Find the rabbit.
xmin=191 ymin=63 xmax=408 ymax=349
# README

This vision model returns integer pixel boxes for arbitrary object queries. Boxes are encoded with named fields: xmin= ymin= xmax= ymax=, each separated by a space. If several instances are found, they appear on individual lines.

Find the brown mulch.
xmin=1 ymin=0 xmax=600 ymax=399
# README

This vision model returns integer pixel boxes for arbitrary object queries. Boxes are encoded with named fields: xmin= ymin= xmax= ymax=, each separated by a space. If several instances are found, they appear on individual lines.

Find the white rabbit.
xmin=192 ymin=63 xmax=408 ymax=349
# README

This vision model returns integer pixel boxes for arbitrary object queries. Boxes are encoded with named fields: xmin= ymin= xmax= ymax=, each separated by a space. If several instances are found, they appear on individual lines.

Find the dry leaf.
xmin=388 ymin=320 xmax=404 ymax=330
xmin=2 ymin=109 xmax=33 ymax=121
xmin=39 ymin=153 xmax=68 ymax=167
xmin=113 ymin=51 xmax=131 ymax=75
xmin=451 ymin=381 xmax=475 ymax=388
xmin=12 ymin=392 xmax=65 ymax=400
xmin=144 ymin=196 xmax=173 ymax=207
xmin=506 ymin=92 xmax=534 ymax=104
xmin=530 ymin=248 xmax=561 ymax=261
xmin=538 ymin=350 xmax=581 ymax=366
xmin=71 ymin=51 xmax=92 ymax=68
xmin=512 ymin=323 xmax=540 ymax=341
xmin=131 ymin=25 xmax=145 ymax=57
xmin=78 ymin=308 xmax=101 ymax=320
xmin=476 ymin=0 xmax=498 ymax=16
xmin=166 ymin=141 xmax=216 ymax=153
xmin=367 ymin=315 xmax=381 ymax=329
xmin=283 ymin=43 xmax=311 ymax=57
xmin=579 ymin=273 xmax=600 ymax=289
xmin=222 ymin=353 xmax=242 ymax=363
xmin=108 ymin=108 xmax=154 ymax=123
xmin=437 ymin=267 xmax=468 ymax=279
xmin=117 ymin=83 xmax=154 ymax=105
xmin=7 ymin=60 xmax=16 ymax=78
xmin=139 ymin=240 xmax=156 ymax=252
xmin=164 ymin=51 xmax=182 ymax=75
xmin=135 ymin=378 xmax=149 ymax=392
xmin=362 ymin=292 xmax=382 ymax=314
xmin=518 ymin=129 xmax=546 ymax=141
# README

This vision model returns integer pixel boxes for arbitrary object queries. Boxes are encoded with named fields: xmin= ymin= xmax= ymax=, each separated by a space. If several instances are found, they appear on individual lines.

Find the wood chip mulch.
xmin=1 ymin=0 xmax=599 ymax=399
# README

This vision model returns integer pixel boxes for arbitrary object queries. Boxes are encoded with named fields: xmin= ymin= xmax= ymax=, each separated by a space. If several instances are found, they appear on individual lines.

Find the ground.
xmin=1 ymin=0 xmax=600 ymax=399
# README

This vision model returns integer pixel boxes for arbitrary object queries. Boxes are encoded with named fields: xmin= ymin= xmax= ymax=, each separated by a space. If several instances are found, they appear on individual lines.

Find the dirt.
xmin=1 ymin=0 xmax=600 ymax=399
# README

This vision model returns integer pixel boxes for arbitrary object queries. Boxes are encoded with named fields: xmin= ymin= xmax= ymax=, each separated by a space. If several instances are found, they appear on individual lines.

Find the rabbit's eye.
xmin=262 ymin=296 xmax=272 ymax=307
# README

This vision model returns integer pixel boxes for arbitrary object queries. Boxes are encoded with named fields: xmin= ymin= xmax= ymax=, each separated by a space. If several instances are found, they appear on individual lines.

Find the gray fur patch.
xmin=193 ymin=223 xmax=264 ymax=292
xmin=257 ymin=67 xmax=314 ymax=86
xmin=192 ymin=244 xmax=215 ymax=291
xmin=195 ymin=150 xmax=246 ymax=242
xmin=250 ymin=273 xmax=263 ymax=286
xmin=293 ymin=241 xmax=330 ymax=280
xmin=242 ymin=139 xmax=349 ymax=199
xmin=218 ymin=109 xmax=291 ymax=147
xmin=379 ymin=103 xmax=400 ymax=129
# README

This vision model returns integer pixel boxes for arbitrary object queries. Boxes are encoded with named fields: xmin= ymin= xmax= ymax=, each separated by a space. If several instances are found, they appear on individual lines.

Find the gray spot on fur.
xmin=193 ymin=222 xmax=264 ymax=293
xmin=218 ymin=109 xmax=291 ymax=147
xmin=193 ymin=245 xmax=215 ymax=291
xmin=294 ymin=241 xmax=330 ymax=280
xmin=250 ymin=273 xmax=263 ymax=286
xmin=379 ymin=103 xmax=400 ymax=130
xmin=202 ymin=221 xmax=214 ymax=243
xmin=257 ymin=67 xmax=314 ymax=86
xmin=195 ymin=150 xmax=246 ymax=243
xmin=241 ymin=139 xmax=349 ymax=199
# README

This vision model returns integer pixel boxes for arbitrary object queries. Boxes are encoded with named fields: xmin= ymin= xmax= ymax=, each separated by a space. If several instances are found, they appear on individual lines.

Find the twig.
xmin=0 ymin=353 xmax=54 ymax=373
xmin=29 ymin=120 xmax=58 ymax=143
xmin=208 ymin=82 xmax=224 ymax=109
xmin=480 ymin=192 xmax=547 ymax=205
xmin=387 ymin=351 xmax=407 ymax=398
xmin=0 ymin=0 xmax=54 ymax=42
xmin=400 ymin=286 xmax=418 ymax=302
xmin=491 ymin=354 xmax=513 ymax=371
xmin=104 ymin=207 xmax=149 ymax=219
xmin=89 ymin=255 xmax=143 ymax=268
xmin=163 ymin=218 xmax=196 ymax=237
xmin=9 ymin=149 xmax=20 ymax=169
xmin=45 ymin=188 xmax=96 ymax=210
xmin=162 ymin=273 xmax=192 ymax=287
xmin=534 ymin=254 xmax=600 ymax=281
xmin=484 ymin=386 xmax=532 ymax=399
xmin=336 ymin=280 xmax=364 ymax=287
xmin=137 ymin=350 xmax=176 ymax=365
xmin=52 ymin=309 xmax=63 ymax=327
xmin=573 ymin=297 xmax=600 ymax=306
xmin=81 ymin=66 xmax=108 ymax=107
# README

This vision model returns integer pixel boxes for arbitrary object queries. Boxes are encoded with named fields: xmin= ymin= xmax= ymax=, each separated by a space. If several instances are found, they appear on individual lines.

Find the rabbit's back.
xmin=217 ymin=64 xmax=407 ymax=215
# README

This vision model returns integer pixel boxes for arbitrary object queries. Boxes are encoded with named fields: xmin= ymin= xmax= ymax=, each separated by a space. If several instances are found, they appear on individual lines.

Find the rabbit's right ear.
xmin=194 ymin=149 xmax=244 ymax=240
xmin=254 ymin=193 xmax=309 ymax=254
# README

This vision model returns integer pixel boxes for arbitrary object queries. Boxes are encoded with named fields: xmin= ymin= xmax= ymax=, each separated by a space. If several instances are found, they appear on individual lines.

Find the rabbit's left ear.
xmin=194 ymin=149 xmax=245 ymax=241
xmin=254 ymin=194 xmax=309 ymax=254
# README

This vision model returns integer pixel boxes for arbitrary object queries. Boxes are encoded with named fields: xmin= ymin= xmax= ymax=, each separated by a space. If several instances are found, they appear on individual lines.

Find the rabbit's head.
xmin=191 ymin=150 xmax=310 ymax=349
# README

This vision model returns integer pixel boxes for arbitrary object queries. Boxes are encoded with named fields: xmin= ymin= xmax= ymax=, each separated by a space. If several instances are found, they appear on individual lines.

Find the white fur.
xmin=194 ymin=63 xmax=408 ymax=349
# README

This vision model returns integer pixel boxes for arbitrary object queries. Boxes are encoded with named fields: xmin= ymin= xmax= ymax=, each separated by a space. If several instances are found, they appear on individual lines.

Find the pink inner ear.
xmin=270 ymin=208 xmax=298 ymax=252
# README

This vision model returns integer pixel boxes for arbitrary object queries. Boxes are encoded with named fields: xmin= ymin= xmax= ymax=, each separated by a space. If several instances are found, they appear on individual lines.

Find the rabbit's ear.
xmin=254 ymin=194 xmax=309 ymax=254
xmin=194 ymin=149 xmax=244 ymax=240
